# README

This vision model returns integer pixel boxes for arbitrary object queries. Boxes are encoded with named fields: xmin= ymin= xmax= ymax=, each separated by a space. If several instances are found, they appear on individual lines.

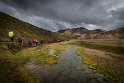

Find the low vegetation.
xmin=0 ymin=43 xmax=40 ymax=83
xmin=0 ymin=41 xmax=69 ymax=82
xmin=76 ymin=40 xmax=124 ymax=83
xmin=75 ymin=39 xmax=124 ymax=55
xmin=34 ymin=42 xmax=69 ymax=65
xmin=34 ymin=55 xmax=60 ymax=65
xmin=47 ymin=42 xmax=69 ymax=55
xmin=0 ymin=57 xmax=40 ymax=83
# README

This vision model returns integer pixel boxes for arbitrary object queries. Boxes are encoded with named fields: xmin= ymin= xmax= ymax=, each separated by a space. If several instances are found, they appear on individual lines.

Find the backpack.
xmin=9 ymin=31 xmax=14 ymax=37
xmin=18 ymin=36 xmax=23 ymax=42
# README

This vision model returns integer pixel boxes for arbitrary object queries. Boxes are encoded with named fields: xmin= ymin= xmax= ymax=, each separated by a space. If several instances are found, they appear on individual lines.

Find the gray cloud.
xmin=0 ymin=0 xmax=124 ymax=31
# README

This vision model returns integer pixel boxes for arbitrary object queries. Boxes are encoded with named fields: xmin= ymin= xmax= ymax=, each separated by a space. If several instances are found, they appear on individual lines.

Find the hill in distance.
xmin=0 ymin=12 xmax=67 ymax=43
xmin=58 ymin=27 xmax=89 ymax=35
xmin=58 ymin=27 xmax=124 ymax=39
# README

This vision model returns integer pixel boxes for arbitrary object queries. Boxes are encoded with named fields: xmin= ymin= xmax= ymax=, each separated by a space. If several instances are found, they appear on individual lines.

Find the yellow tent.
xmin=8 ymin=31 xmax=14 ymax=37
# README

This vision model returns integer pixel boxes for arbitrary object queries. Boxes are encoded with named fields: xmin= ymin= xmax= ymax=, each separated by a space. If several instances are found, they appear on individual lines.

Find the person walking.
xmin=18 ymin=35 xmax=24 ymax=46
xmin=28 ymin=38 xmax=32 ymax=47
xmin=32 ymin=37 xmax=39 ymax=46
xmin=8 ymin=31 xmax=14 ymax=42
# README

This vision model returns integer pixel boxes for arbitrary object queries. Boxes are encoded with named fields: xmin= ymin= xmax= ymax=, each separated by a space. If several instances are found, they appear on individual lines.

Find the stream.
xmin=26 ymin=45 xmax=106 ymax=83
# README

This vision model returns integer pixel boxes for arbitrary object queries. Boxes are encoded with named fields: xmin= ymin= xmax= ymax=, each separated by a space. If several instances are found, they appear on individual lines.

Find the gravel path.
xmin=25 ymin=45 xmax=106 ymax=83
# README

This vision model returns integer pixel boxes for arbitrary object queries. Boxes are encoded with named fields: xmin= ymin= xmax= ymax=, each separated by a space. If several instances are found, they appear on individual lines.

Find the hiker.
xmin=18 ymin=35 xmax=24 ymax=46
xmin=28 ymin=38 xmax=32 ymax=47
xmin=8 ymin=31 xmax=14 ymax=42
xmin=32 ymin=38 xmax=38 ymax=46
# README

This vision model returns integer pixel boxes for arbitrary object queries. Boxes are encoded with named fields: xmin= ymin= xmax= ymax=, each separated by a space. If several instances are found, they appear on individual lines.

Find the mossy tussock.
xmin=34 ymin=55 xmax=60 ymax=65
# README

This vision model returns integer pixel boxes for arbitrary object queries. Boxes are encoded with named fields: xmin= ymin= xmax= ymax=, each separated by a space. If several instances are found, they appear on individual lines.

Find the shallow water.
xmin=26 ymin=45 xmax=106 ymax=83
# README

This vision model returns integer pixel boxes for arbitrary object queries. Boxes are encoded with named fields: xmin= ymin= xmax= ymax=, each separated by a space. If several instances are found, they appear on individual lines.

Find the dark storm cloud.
xmin=1 ymin=0 xmax=28 ymax=9
xmin=0 ymin=0 xmax=124 ymax=31
xmin=0 ymin=0 xmax=105 ymax=24
xmin=112 ymin=7 xmax=124 ymax=20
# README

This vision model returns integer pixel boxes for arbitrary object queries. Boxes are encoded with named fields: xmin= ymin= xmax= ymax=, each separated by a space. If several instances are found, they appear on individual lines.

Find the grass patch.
xmin=0 ymin=43 xmax=42 ymax=82
xmin=76 ymin=47 xmax=124 ymax=83
xmin=0 ymin=44 xmax=9 ymax=50
xmin=75 ymin=40 xmax=124 ymax=55
xmin=6 ymin=47 xmax=45 ymax=65
xmin=48 ymin=43 xmax=67 ymax=51
xmin=33 ymin=44 xmax=63 ymax=65
xmin=76 ymin=47 xmax=97 ymax=70
xmin=33 ymin=42 xmax=69 ymax=66
xmin=34 ymin=55 xmax=60 ymax=65
xmin=0 ymin=57 xmax=40 ymax=83
xmin=47 ymin=42 xmax=69 ymax=55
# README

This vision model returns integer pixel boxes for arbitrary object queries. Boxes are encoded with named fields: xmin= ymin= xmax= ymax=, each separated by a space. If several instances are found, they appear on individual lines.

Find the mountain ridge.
xmin=58 ymin=27 xmax=124 ymax=39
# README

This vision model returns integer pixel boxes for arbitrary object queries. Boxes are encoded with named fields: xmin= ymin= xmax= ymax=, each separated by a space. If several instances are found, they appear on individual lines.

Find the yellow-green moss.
xmin=33 ymin=46 xmax=61 ymax=65
xmin=34 ymin=55 xmax=60 ymax=65
xmin=76 ymin=47 xmax=96 ymax=69
xmin=7 ymin=47 xmax=49 ymax=65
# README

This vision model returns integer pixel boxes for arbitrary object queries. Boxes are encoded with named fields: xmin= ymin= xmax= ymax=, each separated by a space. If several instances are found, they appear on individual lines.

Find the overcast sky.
xmin=0 ymin=0 xmax=124 ymax=31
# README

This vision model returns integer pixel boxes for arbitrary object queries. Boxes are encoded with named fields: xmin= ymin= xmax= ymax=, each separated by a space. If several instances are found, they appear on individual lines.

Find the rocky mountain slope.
xmin=58 ymin=27 xmax=124 ymax=39
xmin=58 ymin=27 xmax=89 ymax=35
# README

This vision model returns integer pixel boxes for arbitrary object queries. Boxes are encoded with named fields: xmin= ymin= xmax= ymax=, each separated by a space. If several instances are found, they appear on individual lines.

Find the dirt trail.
xmin=25 ymin=45 xmax=106 ymax=83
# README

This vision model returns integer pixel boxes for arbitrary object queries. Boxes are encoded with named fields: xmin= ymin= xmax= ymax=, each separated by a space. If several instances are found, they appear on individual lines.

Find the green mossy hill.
xmin=0 ymin=12 xmax=66 ymax=42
